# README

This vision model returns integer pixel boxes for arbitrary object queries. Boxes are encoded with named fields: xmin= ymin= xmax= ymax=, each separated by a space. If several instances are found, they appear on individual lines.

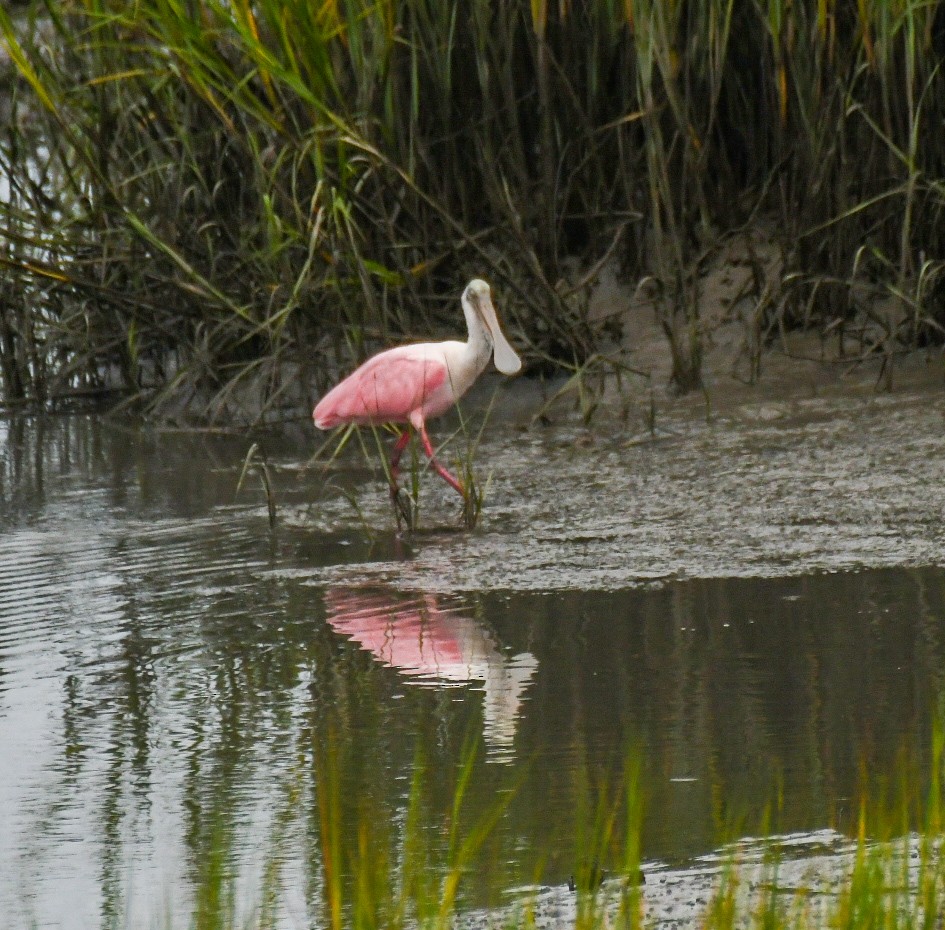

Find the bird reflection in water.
xmin=323 ymin=587 xmax=537 ymax=759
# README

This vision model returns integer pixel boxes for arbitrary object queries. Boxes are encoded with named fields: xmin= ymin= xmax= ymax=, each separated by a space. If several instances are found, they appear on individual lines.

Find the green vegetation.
xmin=183 ymin=718 xmax=945 ymax=930
xmin=2 ymin=0 xmax=945 ymax=419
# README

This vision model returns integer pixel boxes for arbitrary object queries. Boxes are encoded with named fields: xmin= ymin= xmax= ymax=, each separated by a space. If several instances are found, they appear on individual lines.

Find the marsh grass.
xmin=180 ymin=718 xmax=945 ymax=930
xmin=305 ymin=729 xmax=522 ymax=930
xmin=236 ymin=441 xmax=277 ymax=532
xmin=5 ymin=0 xmax=945 ymax=417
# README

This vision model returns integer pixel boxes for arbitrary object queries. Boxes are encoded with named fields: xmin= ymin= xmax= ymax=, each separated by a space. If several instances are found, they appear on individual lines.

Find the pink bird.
xmin=313 ymin=279 xmax=522 ymax=499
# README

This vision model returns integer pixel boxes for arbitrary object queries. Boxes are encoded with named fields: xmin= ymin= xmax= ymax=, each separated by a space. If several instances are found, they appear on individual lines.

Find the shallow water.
xmin=3 ymin=405 xmax=945 ymax=928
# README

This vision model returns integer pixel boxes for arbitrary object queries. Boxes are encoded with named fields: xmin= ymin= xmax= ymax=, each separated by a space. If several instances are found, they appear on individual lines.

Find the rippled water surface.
xmin=3 ymin=407 xmax=945 ymax=929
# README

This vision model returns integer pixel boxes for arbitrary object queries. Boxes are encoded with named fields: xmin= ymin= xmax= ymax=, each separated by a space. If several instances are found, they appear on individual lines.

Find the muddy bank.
xmin=284 ymin=251 xmax=945 ymax=594
xmin=289 ymin=379 xmax=945 ymax=593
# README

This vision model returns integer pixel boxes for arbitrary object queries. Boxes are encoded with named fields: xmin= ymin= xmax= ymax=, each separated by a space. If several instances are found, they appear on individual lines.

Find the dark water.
xmin=2 ymin=414 xmax=945 ymax=929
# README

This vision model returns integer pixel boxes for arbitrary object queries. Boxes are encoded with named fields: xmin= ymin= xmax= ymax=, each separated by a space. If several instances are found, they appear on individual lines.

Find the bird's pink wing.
xmin=314 ymin=348 xmax=448 ymax=428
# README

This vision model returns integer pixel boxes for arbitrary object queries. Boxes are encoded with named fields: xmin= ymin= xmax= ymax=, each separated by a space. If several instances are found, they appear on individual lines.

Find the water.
xmin=3 ymin=409 xmax=945 ymax=928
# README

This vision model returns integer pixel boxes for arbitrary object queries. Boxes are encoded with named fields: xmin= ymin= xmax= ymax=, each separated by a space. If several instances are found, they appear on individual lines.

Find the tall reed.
xmin=3 ymin=0 xmax=945 ymax=417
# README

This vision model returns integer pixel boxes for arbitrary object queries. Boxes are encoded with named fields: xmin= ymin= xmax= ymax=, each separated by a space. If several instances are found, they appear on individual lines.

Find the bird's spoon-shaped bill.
xmin=471 ymin=288 xmax=521 ymax=375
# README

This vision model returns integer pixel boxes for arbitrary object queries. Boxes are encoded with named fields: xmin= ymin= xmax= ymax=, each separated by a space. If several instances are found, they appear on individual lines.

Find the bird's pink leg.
xmin=417 ymin=421 xmax=465 ymax=497
xmin=389 ymin=429 xmax=412 ymax=488
xmin=388 ymin=429 xmax=414 ymax=526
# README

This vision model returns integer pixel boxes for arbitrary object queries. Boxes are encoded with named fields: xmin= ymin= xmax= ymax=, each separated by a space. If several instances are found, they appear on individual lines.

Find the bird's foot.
xmin=458 ymin=481 xmax=482 ymax=531
xmin=391 ymin=485 xmax=417 ymax=532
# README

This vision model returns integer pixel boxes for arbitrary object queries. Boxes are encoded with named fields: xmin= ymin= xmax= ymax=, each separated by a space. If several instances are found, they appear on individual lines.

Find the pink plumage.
xmin=313 ymin=347 xmax=449 ymax=429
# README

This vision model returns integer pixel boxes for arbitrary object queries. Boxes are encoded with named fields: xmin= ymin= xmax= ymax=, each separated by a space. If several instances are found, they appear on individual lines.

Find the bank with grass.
xmin=2 ymin=0 xmax=945 ymax=421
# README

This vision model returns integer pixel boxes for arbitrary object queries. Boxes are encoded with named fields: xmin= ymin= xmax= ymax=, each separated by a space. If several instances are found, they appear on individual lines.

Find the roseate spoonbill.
xmin=312 ymin=279 xmax=521 ymax=499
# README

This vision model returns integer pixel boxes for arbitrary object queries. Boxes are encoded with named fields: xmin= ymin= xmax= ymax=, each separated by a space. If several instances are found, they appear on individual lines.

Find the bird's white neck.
xmin=462 ymin=296 xmax=494 ymax=375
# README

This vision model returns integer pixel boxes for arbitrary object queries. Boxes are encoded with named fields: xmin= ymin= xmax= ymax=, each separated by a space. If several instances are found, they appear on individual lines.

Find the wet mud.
xmin=300 ymin=381 xmax=945 ymax=593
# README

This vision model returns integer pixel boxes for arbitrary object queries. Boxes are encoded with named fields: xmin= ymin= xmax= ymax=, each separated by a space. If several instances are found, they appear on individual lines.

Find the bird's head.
xmin=462 ymin=279 xmax=522 ymax=375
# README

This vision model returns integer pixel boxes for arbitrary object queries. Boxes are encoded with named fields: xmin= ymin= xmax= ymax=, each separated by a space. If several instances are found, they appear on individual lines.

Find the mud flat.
xmin=298 ymin=377 xmax=945 ymax=594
